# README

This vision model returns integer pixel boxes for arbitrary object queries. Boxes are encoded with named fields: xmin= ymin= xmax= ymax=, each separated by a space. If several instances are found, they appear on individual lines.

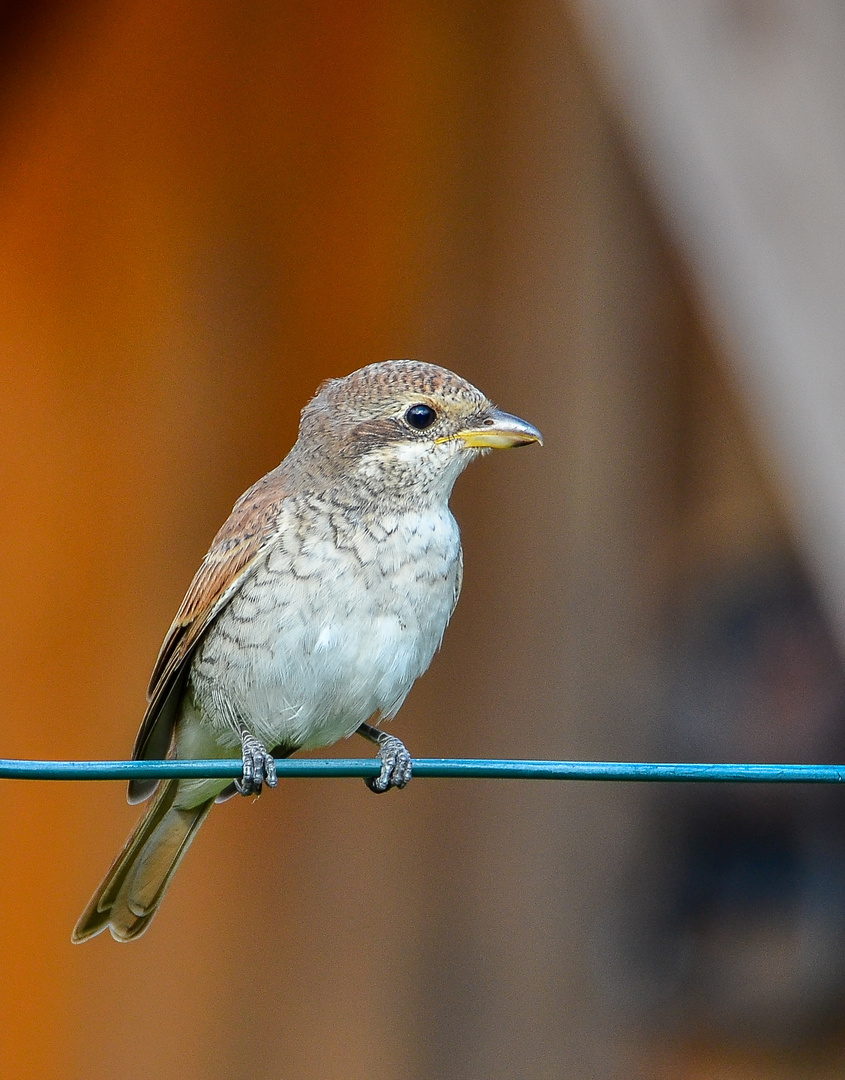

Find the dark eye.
xmin=404 ymin=403 xmax=438 ymax=430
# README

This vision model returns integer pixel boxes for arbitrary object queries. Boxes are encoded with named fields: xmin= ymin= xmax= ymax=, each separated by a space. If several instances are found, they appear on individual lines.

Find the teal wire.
xmin=0 ymin=758 xmax=844 ymax=782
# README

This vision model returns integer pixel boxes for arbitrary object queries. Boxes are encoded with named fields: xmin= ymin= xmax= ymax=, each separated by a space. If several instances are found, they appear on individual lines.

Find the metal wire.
xmin=1 ymin=758 xmax=845 ymax=782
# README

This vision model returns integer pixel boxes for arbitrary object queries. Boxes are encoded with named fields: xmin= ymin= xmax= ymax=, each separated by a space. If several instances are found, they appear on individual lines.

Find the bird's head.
xmin=292 ymin=360 xmax=542 ymax=505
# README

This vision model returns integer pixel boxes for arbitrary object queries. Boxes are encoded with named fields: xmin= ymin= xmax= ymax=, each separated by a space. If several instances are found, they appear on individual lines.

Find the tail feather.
xmin=72 ymin=780 xmax=214 ymax=943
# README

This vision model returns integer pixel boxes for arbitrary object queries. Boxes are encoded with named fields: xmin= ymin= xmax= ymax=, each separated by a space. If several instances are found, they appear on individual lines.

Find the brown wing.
xmin=128 ymin=464 xmax=291 ymax=802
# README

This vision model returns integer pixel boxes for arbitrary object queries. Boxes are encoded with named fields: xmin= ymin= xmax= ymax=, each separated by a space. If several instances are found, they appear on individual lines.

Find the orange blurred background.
xmin=1 ymin=1 xmax=843 ymax=1078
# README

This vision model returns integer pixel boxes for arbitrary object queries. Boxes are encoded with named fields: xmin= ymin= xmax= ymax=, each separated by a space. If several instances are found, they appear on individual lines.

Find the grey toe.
xmin=237 ymin=733 xmax=277 ymax=796
xmin=366 ymin=734 xmax=413 ymax=793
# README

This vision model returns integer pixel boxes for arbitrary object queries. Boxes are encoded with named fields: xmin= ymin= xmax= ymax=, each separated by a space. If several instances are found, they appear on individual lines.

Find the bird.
xmin=72 ymin=359 xmax=541 ymax=942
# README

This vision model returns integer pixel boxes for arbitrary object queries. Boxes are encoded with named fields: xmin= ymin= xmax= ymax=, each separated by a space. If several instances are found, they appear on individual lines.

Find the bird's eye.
xmin=404 ymin=403 xmax=438 ymax=430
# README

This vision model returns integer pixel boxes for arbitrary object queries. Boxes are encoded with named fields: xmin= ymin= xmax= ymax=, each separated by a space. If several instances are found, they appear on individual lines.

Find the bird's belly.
xmin=190 ymin=509 xmax=461 ymax=751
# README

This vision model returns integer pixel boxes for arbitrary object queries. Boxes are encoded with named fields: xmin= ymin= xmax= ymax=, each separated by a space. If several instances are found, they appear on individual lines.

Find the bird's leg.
xmin=210 ymin=686 xmax=277 ymax=796
xmin=356 ymin=721 xmax=413 ymax=793
xmin=234 ymin=723 xmax=278 ymax=797
xmin=218 ymin=742 xmax=293 ymax=803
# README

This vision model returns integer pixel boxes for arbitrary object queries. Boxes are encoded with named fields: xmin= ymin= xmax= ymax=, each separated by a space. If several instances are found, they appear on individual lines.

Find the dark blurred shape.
xmin=670 ymin=556 xmax=845 ymax=766
xmin=0 ymin=0 xmax=75 ymax=96
xmin=616 ymin=556 xmax=845 ymax=1045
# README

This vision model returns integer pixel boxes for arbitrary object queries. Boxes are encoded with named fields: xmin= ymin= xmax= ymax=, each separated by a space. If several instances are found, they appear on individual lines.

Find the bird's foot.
xmin=367 ymin=733 xmax=413 ymax=793
xmin=235 ymin=732 xmax=277 ymax=796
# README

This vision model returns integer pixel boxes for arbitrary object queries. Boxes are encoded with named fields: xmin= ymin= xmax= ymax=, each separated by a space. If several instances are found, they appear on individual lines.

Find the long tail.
xmin=72 ymin=780 xmax=214 ymax=943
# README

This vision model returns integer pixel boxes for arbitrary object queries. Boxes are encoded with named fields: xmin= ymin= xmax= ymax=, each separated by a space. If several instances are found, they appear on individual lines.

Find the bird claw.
xmin=366 ymin=734 xmax=413 ymax=793
xmin=235 ymin=733 xmax=277 ymax=796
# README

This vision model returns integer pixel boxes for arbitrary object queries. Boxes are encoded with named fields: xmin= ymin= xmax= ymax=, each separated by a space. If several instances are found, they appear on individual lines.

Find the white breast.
xmin=190 ymin=501 xmax=462 ymax=752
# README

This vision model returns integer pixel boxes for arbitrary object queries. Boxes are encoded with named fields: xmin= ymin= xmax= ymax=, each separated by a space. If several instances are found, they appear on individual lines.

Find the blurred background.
xmin=2 ymin=0 xmax=845 ymax=1076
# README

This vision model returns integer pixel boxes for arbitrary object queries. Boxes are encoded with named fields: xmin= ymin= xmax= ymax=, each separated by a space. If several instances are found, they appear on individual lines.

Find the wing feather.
xmin=128 ymin=465 xmax=290 ymax=801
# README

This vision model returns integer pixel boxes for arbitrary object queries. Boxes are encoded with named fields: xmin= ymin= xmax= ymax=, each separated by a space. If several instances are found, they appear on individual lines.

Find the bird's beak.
xmin=448 ymin=409 xmax=543 ymax=450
